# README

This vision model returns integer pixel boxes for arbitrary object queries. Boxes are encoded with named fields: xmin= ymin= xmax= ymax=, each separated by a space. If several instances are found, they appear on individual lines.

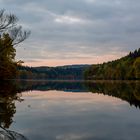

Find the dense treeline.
xmin=17 ymin=65 xmax=90 ymax=80
xmin=85 ymin=48 xmax=140 ymax=80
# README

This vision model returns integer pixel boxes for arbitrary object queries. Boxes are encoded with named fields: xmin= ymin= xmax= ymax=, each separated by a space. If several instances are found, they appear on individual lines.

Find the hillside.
xmin=17 ymin=65 xmax=90 ymax=80
xmin=85 ymin=48 xmax=140 ymax=80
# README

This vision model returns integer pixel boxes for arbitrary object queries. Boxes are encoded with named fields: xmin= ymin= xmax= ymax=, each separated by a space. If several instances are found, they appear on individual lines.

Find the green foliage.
xmin=17 ymin=65 xmax=90 ymax=80
xmin=85 ymin=48 xmax=140 ymax=80
xmin=133 ymin=57 xmax=140 ymax=79
xmin=0 ymin=10 xmax=30 ymax=80
xmin=0 ymin=34 xmax=17 ymax=79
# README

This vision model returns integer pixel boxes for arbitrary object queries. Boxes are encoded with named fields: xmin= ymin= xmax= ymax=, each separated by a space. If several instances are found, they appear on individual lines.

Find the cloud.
xmin=0 ymin=0 xmax=140 ymax=66
xmin=54 ymin=15 xmax=86 ymax=24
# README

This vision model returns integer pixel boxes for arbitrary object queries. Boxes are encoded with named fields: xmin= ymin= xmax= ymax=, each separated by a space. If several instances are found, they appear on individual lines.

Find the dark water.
xmin=0 ymin=80 xmax=140 ymax=140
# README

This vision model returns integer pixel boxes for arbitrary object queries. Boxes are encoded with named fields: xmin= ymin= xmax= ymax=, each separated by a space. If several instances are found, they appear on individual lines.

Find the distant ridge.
xmin=30 ymin=64 xmax=91 ymax=68
xmin=17 ymin=64 xmax=91 ymax=80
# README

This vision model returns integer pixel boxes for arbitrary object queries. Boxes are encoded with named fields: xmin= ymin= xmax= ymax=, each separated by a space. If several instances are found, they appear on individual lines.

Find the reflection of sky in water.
xmin=10 ymin=91 xmax=140 ymax=140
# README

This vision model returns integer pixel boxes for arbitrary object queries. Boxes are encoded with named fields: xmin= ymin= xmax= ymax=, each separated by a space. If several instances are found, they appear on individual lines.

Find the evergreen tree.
xmin=85 ymin=48 xmax=140 ymax=80
xmin=0 ymin=10 xmax=30 ymax=80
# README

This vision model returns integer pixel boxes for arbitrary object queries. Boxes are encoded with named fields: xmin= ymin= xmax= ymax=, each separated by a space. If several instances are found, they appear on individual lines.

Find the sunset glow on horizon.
xmin=23 ymin=53 xmax=126 ymax=67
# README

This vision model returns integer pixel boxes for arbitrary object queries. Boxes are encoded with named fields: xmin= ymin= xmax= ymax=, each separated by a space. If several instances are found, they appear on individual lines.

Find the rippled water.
xmin=0 ymin=80 xmax=140 ymax=140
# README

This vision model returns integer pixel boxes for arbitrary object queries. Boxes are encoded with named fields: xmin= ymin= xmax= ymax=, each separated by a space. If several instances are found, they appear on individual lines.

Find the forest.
xmin=84 ymin=48 xmax=140 ymax=80
xmin=17 ymin=65 xmax=90 ymax=80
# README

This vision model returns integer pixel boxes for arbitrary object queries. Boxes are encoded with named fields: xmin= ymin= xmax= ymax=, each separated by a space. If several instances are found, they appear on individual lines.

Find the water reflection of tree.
xmin=0 ymin=81 xmax=21 ymax=128
xmin=0 ymin=81 xmax=27 ymax=140
xmin=18 ymin=80 xmax=88 ymax=92
xmin=85 ymin=81 xmax=140 ymax=108
xmin=0 ymin=80 xmax=139 ymax=139
xmin=17 ymin=80 xmax=140 ymax=109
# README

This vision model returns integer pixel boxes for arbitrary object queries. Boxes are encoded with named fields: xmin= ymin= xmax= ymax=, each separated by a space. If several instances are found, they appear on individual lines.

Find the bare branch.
xmin=0 ymin=9 xmax=18 ymax=32
xmin=9 ymin=26 xmax=31 ymax=46
xmin=0 ymin=9 xmax=30 ymax=53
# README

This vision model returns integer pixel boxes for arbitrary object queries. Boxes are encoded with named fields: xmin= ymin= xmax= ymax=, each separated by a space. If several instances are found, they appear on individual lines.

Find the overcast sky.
xmin=0 ymin=0 xmax=140 ymax=66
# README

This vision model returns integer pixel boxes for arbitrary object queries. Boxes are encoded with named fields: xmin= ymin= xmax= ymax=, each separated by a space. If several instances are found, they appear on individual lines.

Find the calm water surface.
xmin=0 ymin=81 xmax=140 ymax=140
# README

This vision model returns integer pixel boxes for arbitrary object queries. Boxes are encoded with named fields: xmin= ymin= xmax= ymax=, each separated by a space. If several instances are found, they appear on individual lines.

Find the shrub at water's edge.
xmin=84 ymin=48 xmax=140 ymax=80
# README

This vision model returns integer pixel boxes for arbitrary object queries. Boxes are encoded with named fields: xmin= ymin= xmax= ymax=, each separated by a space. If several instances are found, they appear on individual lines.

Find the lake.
xmin=0 ymin=80 xmax=140 ymax=140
